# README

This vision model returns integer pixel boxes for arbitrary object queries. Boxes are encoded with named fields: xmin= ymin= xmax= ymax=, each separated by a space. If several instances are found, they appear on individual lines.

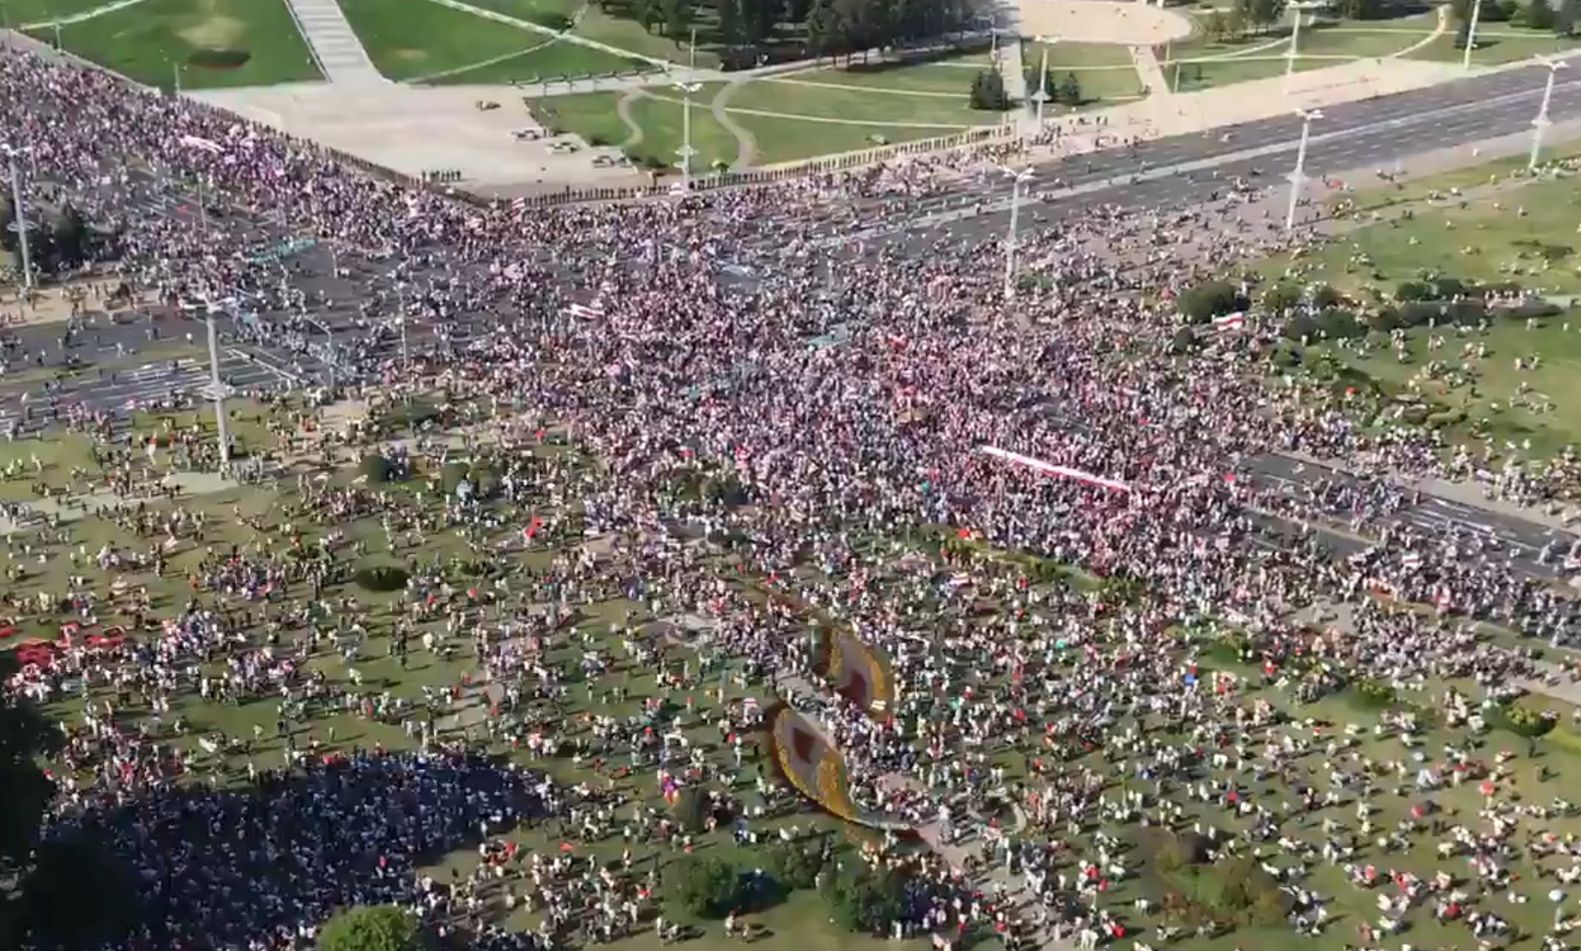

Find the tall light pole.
xmin=675 ymin=27 xmax=699 ymax=192
xmin=3 ymin=145 xmax=32 ymax=292
xmin=1528 ymin=58 xmax=1566 ymax=170
xmin=1031 ymin=42 xmax=1052 ymax=130
xmin=1463 ymin=0 xmax=1482 ymax=70
xmin=203 ymin=299 xmax=230 ymax=467
xmin=399 ymin=314 xmax=409 ymax=367
xmin=1000 ymin=165 xmax=1034 ymax=301
xmin=1285 ymin=108 xmax=1321 ymax=232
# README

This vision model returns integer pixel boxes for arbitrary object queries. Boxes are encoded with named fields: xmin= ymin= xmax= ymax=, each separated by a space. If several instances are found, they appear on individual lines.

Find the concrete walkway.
xmin=284 ymin=0 xmax=384 ymax=86
xmin=1129 ymin=43 xmax=1171 ymax=96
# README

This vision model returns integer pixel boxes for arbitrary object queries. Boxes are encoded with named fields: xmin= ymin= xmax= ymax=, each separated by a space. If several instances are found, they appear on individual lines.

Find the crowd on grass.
xmin=5 ymin=39 xmax=1581 ymax=951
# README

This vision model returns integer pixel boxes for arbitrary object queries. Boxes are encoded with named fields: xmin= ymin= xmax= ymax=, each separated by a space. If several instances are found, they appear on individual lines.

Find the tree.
xmin=820 ymin=860 xmax=904 ymax=933
xmin=1057 ymin=70 xmax=1082 ymax=106
xmin=1176 ymin=280 xmax=1242 ymax=323
xmin=634 ymin=0 xmax=660 ymax=32
xmin=20 ymin=830 xmax=140 ymax=948
xmin=667 ymin=857 xmax=743 ymax=918
xmin=718 ymin=0 xmax=744 ymax=44
xmin=969 ymin=69 xmax=1008 ymax=110
xmin=744 ymin=0 xmax=781 ymax=44
xmin=663 ymin=0 xmax=692 ymax=40
xmin=806 ymin=0 xmax=843 ymax=58
xmin=1249 ymin=0 xmax=1286 ymax=32
xmin=1556 ymin=0 xmax=1576 ymax=34
xmin=1204 ymin=7 xmax=1229 ymax=38
xmin=1524 ymin=0 xmax=1555 ymax=29
xmin=320 ymin=905 xmax=426 ymax=951
xmin=0 ymin=651 xmax=55 ymax=946
xmin=1224 ymin=4 xmax=1247 ymax=37
xmin=1261 ymin=282 xmax=1303 ymax=315
xmin=1337 ymin=0 xmax=1381 ymax=19
xmin=1453 ymin=16 xmax=1471 ymax=47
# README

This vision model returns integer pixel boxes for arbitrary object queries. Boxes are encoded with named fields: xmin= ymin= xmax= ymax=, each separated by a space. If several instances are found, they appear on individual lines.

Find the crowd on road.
xmin=5 ymin=40 xmax=1581 ymax=951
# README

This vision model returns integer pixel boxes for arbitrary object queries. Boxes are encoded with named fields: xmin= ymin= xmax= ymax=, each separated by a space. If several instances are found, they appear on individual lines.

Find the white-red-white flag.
xmin=178 ymin=134 xmax=225 ymax=155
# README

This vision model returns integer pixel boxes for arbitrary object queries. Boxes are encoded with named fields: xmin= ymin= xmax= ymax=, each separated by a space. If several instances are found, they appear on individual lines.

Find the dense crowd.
xmin=3 ymin=38 xmax=1581 ymax=951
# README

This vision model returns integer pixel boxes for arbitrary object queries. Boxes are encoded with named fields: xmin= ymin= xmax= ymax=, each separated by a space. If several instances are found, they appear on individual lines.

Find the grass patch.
xmin=31 ymin=0 xmax=320 ymax=88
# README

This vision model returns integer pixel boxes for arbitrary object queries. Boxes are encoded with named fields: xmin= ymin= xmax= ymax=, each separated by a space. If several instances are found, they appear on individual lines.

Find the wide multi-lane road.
xmin=752 ymin=57 xmax=1581 ymax=253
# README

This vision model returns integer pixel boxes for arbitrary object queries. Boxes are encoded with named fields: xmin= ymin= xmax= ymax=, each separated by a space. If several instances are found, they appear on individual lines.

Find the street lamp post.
xmin=1031 ymin=43 xmax=1051 ymax=130
xmin=399 ymin=314 xmax=410 ymax=368
xmin=1463 ymin=0 xmax=1482 ymax=69
xmin=1528 ymin=58 xmax=1567 ymax=170
xmin=203 ymin=300 xmax=230 ymax=466
xmin=675 ymin=27 xmax=699 ymax=192
xmin=1285 ymin=108 xmax=1321 ymax=232
xmin=1000 ymin=166 xmax=1034 ymax=301
xmin=3 ymin=145 xmax=32 ymax=292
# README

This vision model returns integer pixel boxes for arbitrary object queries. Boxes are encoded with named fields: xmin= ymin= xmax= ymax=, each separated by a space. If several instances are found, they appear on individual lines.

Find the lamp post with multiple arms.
xmin=1463 ymin=0 xmax=1482 ymax=69
xmin=1000 ymin=165 xmax=1035 ymax=301
xmin=1285 ymin=107 xmax=1321 ymax=232
xmin=2 ymin=143 xmax=32 ymax=291
xmin=675 ymin=27 xmax=699 ymax=192
xmin=1528 ymin=57 xmax=1567 ymax=170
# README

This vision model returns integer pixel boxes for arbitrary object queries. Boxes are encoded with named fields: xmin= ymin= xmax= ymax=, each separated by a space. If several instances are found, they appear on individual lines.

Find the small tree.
xmin=821 ymin=860 xmax=904 ymax=933
xmin=1262 ymin=282 xmax=1303 ymax=315
xmin=672 ymin=786 xmax=712 ymax=833
xmin=319 ymin=905 xmax=426 ymax=951
xmin=667 ymin=856 xmax=742 ymax=918
xmin=1177 ymin=280 xmax=1242 ymax=323
xmin=1556 ymin=0 xmax=1576 ymax=35
xmin=1058 ymin=71 xmax=1082 ymax=105
xmin=969 ymin=69 xmax=1008 ymax=110
xmin=20 ymin=831 xmax=140 ymax=948
xmin=765 ymin=842 xmax=826 ymax=890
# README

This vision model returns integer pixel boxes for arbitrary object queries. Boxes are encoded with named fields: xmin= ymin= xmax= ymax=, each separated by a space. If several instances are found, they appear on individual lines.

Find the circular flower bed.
xmin=187 ymin=48 xmax=250 ymax=70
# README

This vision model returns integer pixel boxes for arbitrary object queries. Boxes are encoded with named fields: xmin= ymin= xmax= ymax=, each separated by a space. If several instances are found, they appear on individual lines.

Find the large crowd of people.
xmin=2 ymin=37 xmax=1581 ymax=951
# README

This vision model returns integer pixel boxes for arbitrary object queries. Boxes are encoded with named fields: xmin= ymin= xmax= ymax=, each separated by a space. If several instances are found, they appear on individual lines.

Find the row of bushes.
xmin=667 ymin=846 xmax=901 ymax=933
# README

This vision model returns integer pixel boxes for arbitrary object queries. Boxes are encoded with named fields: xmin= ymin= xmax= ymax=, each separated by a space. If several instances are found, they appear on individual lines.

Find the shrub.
xmin=1396 ymin=279 xmax=1437 ymax=302
xmin=1261 ymin=282 xmax=1303 ymax=315
xmin=319 ymin=905 xmax=426 ymax=951
xmin=820 ymin=860 xmax=904 ymax=933
xmin=1316 ymin=307 xmax=1363 ymax=340
xmin=1432 ymin=276 xmax=1469 ymax=300
xmin=1368 ymin=307 xmax=1403 ymax=332
xmin=1494 ymin=702 xmax=1557 ymax=737
xmin=969 ymin=70 xmax=1008 ymax=110
xmin=1282 ymin=313 xmax=1318 ymax=341
xmin=1444 ymin=300 xmax=1487 ymax=326
xmin=672 ymin=786 xmax=712 ymax=834
xmin=440 ymin=461 xmax=471 ymax=496
xmin=1177 ymin=280 xmax=1241 ymax=324
xmin=1171 ymin=326 xmax=1199 ymax=353
xmin=354 ymin=565 xmax=410 ymax=593
xmin=765 ymin=842 xmax=825 ymax=891
xmin=1352 ymin=677 xmax=1396 ymax=709
xmin=360 ymin=454 xmax=393 ymax=484
xmin=667 ymin=856 xmax=742 ymax=918
xmin=1310 ymin=283 xmax=1343 ymax=309
xmin=1398 ymin=301 xmax=1446 ymax=327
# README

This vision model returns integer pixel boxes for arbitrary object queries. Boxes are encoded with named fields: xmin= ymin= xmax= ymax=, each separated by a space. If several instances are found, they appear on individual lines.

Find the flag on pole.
xmin=1210 ymin=311 xmax=1246 ymax=332
xmin=178 ymin=134 xmax=225 ymax=155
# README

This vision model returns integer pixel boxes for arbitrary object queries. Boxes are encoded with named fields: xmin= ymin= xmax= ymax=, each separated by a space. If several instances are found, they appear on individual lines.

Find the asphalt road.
xmin=745 ymin=57 xmax=1581 ymax=254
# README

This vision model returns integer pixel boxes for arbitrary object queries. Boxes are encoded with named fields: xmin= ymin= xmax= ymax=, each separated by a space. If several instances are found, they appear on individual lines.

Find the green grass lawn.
xmin=29 ymin=0 xmax=320 ymax=89
xmin=337 ymin=0 xmax=549 ymax=81
xmin=735 ymin=115 xmax=943 ymax=165
xmin=572 ymin=4 xmax=720 ymax=67
xmin=725 ymin=78 xmax=993 ymax=128
xmin=1406 ymin=23 xmax=1581 ymax=64
xmin=787 ymin=53 xmax=994 ymax=95
xmin=425 ymin=36 xmax=645 ymax=83
xmin=529 ymin=87 xmax=738 ymax=168
xmin=1164 ymin=10 xmax=1444 ymax=92
xmin=4 ymin=0 xmax=123 ymax=28
xmin=1260 ymin=169 xmax=1581 ymax=457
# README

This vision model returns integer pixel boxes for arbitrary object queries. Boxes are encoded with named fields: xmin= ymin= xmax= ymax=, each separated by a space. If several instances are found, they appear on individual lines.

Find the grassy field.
xmin=10 ymin=397 xmax=1581 ymax=951
xmin=1163 ymin=9 xmax=1443 ymax=92
xmin=1022 ymin=40 xmax=1145 ymax=104
xmin=1258 ymin=164 xmax=1581 ymax=457
xmin=1406 ymin=22 xmax=1581 ymax=65
xmin=30 ymin=0 xmax=321 ymax=89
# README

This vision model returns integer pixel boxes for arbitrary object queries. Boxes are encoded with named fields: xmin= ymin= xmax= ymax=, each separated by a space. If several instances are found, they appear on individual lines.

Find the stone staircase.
xmin=283 ymin=0 xmax=386 ymax=86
